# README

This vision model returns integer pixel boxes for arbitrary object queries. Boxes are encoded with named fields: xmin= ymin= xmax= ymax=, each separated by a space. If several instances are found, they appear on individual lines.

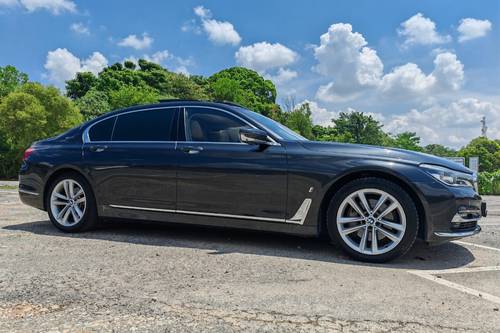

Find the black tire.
xmin=45 ymin=172 xmax=99 ymax=232
xmin=327 ymin=177 xmax=419 ymax=263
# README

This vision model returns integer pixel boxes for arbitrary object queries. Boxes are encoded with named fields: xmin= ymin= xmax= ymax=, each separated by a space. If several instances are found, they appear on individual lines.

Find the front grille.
xmin=451 ymin=220 xmax=477 ymax=231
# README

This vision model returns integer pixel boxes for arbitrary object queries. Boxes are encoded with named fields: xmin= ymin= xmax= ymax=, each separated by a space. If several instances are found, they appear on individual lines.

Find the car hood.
xmin=299 ymin=141 xmax=472 ymax=173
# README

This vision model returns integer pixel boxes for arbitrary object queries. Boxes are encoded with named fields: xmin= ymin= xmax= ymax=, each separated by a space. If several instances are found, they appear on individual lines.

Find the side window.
xmin=88 ymin=117 xmax=116 ymax=142
xmin=185 ymin=107 xmax=251 ymax=143
xmin=112 ymin=109 xmax=176 ymax=141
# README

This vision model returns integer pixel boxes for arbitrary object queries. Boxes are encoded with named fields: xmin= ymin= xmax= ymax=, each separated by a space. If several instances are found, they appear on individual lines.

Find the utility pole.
xmin=480 ymin=116 xmax=487 ymax=137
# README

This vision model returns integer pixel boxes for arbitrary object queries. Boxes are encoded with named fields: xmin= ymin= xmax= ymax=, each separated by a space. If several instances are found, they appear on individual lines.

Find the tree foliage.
xmin=0 ymin=65 xmax=28 ymax=99
xmin=332 ymin=111 xmax=390 ymax=145
xmin=459 ymin=137 xmax=500 ymax=172
xmin=389 ymin=132 xmax=423 ymax=151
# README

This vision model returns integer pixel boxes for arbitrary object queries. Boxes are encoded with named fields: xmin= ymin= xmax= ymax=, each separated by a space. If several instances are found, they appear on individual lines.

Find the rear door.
xmin=175 ymin=106 xmax=288 ymax=221
xmin=82 ymin=107 xmax=178 ymax=212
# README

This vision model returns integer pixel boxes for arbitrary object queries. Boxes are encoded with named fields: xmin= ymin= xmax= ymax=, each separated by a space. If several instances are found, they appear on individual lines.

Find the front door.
xmin=176 ymin=106 xmax=287 ymax=221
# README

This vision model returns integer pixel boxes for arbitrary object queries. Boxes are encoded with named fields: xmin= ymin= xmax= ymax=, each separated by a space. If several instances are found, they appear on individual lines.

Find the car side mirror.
xmin=240 ymin=128 xmax=271 ymax=146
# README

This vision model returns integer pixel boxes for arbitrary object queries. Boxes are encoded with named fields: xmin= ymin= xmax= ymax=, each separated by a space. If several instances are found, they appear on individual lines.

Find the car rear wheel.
xmin=327 ymin=177 xmax=419 ymax=262
xmin=46 ymin=173 xmax=98 ymax=232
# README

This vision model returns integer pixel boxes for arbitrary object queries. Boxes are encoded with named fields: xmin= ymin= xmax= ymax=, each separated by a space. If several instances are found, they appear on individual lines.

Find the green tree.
xmin=459 ymin=137 xmax=500 ymax=172
xmin=0 ymin=92 xmax=47 ymax=149
xmin=390 ymin=132 xmax=423 ymax=151
xmin=20 ymin=83 xmax=82 ymax=135
xmin=65 ymin=72 xmax=98 ymax=99
xmin=108 ymin=85 xmax=159 ymax=110
xmin=423 ymin=144 xmax=456 ymax=157
xmin=313 ymin=125 xmax=338 ymax=141
xmin=0 ymin=65 xmax=29 ymax=99
xmin=76 ymin=88 xmax=110 ymax=120
xmin=332 ymin=111 xmax=389 ymax=145
xmin=283 ymin=103 xmax=314 ymax=139
xmin=208 ymin=67 xmax=279 ymax=117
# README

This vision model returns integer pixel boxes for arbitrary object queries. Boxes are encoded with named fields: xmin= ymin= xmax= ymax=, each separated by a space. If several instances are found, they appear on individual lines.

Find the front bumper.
xmin=426 ymin=186 xmax=486 ymax=243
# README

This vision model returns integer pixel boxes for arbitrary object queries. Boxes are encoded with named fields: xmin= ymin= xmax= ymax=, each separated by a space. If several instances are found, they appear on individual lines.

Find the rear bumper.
xmin=18 ymin=164 xmax=45 ymax=211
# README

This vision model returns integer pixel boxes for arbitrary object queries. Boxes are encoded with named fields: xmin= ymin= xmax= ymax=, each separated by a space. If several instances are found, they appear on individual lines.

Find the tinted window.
xmin=185 ymin=107 xmax=251 ymax=143
xmin=88 ymin=117 xmax=115 ymax=141
xmin=112 ymin=109 xmax=176 ymax=141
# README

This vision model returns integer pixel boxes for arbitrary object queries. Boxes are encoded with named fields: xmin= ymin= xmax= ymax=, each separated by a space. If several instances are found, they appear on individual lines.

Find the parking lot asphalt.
xmin=0 ymin=186 xmax=499 ymax=332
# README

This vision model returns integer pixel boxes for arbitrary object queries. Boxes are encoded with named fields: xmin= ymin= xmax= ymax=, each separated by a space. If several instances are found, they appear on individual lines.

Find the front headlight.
xmin=420 ymin=164 xmax=475 ymax=188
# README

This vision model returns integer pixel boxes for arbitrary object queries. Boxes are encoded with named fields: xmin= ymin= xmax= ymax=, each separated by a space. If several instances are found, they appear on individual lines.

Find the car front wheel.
xmin=327 ymin=177 xmax=419 ymax=262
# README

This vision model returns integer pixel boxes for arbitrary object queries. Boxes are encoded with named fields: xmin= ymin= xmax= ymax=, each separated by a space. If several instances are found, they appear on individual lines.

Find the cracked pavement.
xmin=1 ymin=186 xmax=499 ymax=332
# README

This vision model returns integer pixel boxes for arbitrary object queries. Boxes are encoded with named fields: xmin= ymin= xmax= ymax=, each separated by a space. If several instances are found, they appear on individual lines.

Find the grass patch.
xmin=0 ymin=184 xmax=18 ymax=190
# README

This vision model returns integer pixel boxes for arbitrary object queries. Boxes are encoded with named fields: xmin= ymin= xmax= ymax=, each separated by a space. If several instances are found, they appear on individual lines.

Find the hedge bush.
xmin=478 ymin=170 xmax=500 ymax=195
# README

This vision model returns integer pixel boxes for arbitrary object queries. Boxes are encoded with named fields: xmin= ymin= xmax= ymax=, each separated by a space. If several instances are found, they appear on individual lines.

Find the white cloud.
xmin=44 ymin=48 xmax=107 ymax=87
xmin=145 ymin=50 xmax=171 ymax=64
xmin=300 ymin=100 xmax=337 ymax=126
xmin=380 ymin=52 xmax=464 ymax=97
xmin=313 ymin=23 xmax=383 ymax=101
xmin=266 ymin=68 xmax=298 ymax=85
xmin=311 ymin=23 xmax=464 ymax=102
xmin=386 ymin=98 xmax=500 ymax=147
xmin=193 ymin=5 xmax=241 ymax=45
xmin=0 ymin=0 xmax=18 ymax=7
xmin=70 ymin=22 xmax=89 ymax=35
xmin=18 ymin=0 xmax=76 ymax=14
xmin=398 ymin=13 xmax=451 ymax=47
xmin=457 ymin=18 xmax=492 ymax=42
xmin=118 ymin=33 xmax=153 ymax=50
xmin=235 ymin=42 xmax=298 ymax=72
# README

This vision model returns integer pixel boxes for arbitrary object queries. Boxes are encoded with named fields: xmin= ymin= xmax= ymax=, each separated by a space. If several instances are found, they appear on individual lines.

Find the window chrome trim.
xmin=82 ymin=105 xmax=280 ymax=146
xmin=108 ymin=198 xmax=312 ymax=225
xmin=82 ymin=106 xmax=180 ymax=144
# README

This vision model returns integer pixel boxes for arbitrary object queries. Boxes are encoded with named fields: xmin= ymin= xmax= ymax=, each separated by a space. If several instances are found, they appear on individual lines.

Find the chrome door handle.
xmin=182 ymin=146 xmax=203 ymax=154
xmin=89 ymin=145 xmax=108 ymax=153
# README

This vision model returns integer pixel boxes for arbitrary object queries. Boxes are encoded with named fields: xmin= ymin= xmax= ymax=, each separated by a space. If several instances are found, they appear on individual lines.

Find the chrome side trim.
xmin=434 ymin=226 xmax=481 ymax=238
xmin=109 ymin=204 xmax=175 ymax=213
xmin=108 ymin=198 xmax=313 ymax=225
xmin=286 ymin=198 xmax=312 ymax=225
xmin=176 ymin=209 xmax=284 ymax=222
xmin=19 ymin=189 xmax=39 ymax=196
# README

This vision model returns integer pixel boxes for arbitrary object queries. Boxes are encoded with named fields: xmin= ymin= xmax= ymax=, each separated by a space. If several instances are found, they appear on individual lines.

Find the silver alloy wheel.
xmin=50 ymin=179 xmax=86 ymax=227
xmin=336 ymin=188 xmax=406 ymax=255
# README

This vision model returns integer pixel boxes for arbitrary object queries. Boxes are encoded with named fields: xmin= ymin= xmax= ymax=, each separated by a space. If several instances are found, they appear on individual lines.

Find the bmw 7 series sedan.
xmin=19 ymin=100 xmax=487 ymax=262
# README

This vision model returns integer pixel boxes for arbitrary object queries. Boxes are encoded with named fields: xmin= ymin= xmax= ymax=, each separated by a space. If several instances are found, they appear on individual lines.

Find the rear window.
xmin=88 ymin=117 xmax=116 ymax=142
xmin=112 ymin=109 xmax=176 ymax=141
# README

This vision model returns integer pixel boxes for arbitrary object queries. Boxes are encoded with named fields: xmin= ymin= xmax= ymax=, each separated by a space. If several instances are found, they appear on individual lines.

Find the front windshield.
xmin=236 ymin=107 xmax=308 ymax=141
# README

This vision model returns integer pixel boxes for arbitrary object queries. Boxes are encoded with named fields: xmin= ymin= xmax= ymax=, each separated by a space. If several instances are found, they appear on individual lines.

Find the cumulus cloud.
xmin=386 ymin=98 xmax=500 ymax=147
xmin=266 ymin=68 xmax=298 ymax=85
xmin=312 ymin=23 xmax=463 ymax=102
xmin=313 ymin=23 xmax=383 ymax=101
xmin=12 ymin=0 xmax=77 ymax=14
xmin=118 ymin=33 xmax=153 ymax=50
xmin=44 ymin=48 xmax=107 ymax=87
xmin=235 ymin=42 xmax=298 ymax=72
xmin=398 ymin=13 xmax=451 ymax=47
xmin=300 ymin=100 xmax=337 ymax=126
xmin=70 ymin=22 xmax=89 ymax=35
xmin=193 ymin=5 xmax=241 ymax=46
xmin=380 ymin=52 xmax=464 ymax=97
xmin=457 ymin=18 xmax=492 ymax=42
xmin=0 ymin=0 xmax=18 ymax=7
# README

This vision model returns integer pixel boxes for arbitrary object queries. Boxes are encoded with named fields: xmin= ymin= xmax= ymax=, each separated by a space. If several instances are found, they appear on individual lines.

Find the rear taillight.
xmin=23 ymin=147 xmax=34 ymax=161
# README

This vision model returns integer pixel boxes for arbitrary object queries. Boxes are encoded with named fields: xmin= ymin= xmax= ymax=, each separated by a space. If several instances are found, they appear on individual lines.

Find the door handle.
xmin=89 ymin=145 xmax=108 ymax=153
xmin=181 ymin=146 xmax=203 ymax=154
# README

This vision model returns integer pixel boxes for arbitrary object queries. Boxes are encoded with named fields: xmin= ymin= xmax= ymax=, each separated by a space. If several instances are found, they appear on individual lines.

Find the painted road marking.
xmin=408 ymin=266 xmax=500 ymax=305
xmin=454 ymin=240 xmax=500 ymax=253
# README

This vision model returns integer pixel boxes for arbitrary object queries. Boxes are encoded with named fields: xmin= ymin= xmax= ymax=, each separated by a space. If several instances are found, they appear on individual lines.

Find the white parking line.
xmin=409 ymin=270 xmax=500 ymax=305
xmin=453 ymin=240 xmax=500 ymax=252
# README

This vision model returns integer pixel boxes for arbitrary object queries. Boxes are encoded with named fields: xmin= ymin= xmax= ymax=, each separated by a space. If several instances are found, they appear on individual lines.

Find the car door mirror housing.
xmin=240 ymin=128 xmax=271 ymax=145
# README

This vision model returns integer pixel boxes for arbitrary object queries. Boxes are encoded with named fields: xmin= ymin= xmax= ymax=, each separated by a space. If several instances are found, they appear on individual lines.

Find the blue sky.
xmin=0 ymin=0 xmax=499 ymax=147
